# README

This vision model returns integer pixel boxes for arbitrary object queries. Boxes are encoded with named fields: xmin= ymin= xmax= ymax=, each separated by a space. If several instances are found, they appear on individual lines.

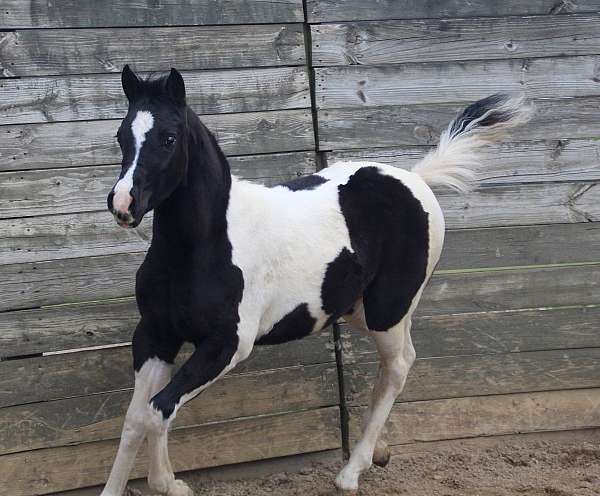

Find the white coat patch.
xmin=114 ymin=111 xmax=154 ymax=195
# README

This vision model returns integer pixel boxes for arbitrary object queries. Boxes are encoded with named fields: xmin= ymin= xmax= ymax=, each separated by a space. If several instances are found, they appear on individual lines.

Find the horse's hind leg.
xmin=335 ymin=315 xmax=416 ymax=493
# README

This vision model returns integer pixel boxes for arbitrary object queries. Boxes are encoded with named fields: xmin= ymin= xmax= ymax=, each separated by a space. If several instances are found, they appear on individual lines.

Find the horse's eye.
xmin=164 ymin=135 xmax=176 ymax=147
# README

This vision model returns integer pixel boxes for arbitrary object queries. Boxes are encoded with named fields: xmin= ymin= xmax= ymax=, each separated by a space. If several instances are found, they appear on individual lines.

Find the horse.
xmin=100 ymin=65 xmax=531 ymax=496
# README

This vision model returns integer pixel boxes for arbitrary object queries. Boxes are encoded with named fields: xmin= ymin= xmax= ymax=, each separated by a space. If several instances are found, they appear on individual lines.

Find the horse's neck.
xmin=152 ymin=115 xmax=232 ymax=251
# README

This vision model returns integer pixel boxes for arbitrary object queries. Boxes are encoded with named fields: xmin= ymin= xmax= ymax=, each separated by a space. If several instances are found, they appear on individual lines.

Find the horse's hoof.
xmin=372 ymin=446 xmax=391 ymax=467
xmin=125 ymin=487 xmax=143 ymax=496
xmin=167 ymin=479 xmax=194 ymax=496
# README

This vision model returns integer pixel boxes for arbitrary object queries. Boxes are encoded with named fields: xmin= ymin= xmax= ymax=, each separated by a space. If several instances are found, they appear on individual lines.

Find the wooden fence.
xmin=1 ymin=1 xmax=599 ymax=494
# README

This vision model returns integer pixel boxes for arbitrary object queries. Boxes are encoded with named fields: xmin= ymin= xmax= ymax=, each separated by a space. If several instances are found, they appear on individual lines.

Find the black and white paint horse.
xmin=101 ymin=65 xmax=531 ymax=496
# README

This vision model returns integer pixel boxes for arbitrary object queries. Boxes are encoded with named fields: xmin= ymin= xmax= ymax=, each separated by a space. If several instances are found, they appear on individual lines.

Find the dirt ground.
xmin=177 ymin=438 xmax=600 ymax=496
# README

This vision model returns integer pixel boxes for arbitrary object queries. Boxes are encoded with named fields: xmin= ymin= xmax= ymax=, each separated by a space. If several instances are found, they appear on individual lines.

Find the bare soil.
xmin=181 ymin=438 xmax=600 ymax=496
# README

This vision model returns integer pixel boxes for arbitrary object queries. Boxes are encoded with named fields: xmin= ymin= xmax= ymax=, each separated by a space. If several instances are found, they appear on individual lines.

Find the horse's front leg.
xmin=145 ymin=334 xmax=253 ymax=496
xmin=100 ymin=326 xmax=179 ymax=496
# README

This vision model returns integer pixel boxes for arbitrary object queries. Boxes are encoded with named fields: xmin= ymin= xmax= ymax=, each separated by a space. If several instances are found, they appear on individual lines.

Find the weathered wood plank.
xmin=9 ymin=137 xmax=600 ymax=219
xmin=439 ymin=223 xmax=600 ymax=269
xmin=327 ymin=139 xmax=600 ymax=186
xmin=0 ymin=297 xmax=334 ymax=362
xmin=345 ymin=348 xmax=600 ymax=406
xmin=341 ymin=305 xmax=600 ymax=362
xmin=2 ymin=231 xmax=599 ymax=356
xmin=0 ymin=407 xmax=340 ymax=496
xmin=312 ymin=15 xmax=600 ymax=66
xmin=0 ymin=210 xmax=152 ymax=265
xmin=0 ymin=329 xmax=335 ymax=407
xmin=4 ymin=214 xmax=599 ymax=268
xmin=0 ymin=67 xmax=310 ymax=125
xmin=315 ymin=56 xmax=600 ymax=109
xmin=435 ymin=182 xmax=600 ymax=228
xmin=318 ymin=97 xmax=600 ymax=149
xmin=306 ymin=0 xmax=600 ymax=23
xmin=348 ymin=389 xmax=600 ymax=445
xmin=0 ymin=362 xmax=338 ymax=454
xmin=420 ymin=264 xmax=600 ymax=316
xmin=1 ymin=247 xmax=598 ymax=326
xmin=1 ymin=0 xmax=303 ymax=28
xmin=0 ymin=151 xmax=317 ymax=218
xmin=0 ymin=24 xmax=305 ymax=77
xmin=0 ymin=109 xmax=315 ymax=171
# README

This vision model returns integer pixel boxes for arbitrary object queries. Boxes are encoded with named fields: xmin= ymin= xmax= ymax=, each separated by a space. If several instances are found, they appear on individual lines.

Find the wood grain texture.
xmin=2 ymin=223 xmax=599 ymax=355
xmin=0 ymin=407 xmax=341 ymax=496
xmin=0 ymin=151 xmax=317 ymax=218
xmin=328 ymin=139 xmax=600 ymax=185
xmin=318 ymin=97 xmax=600 ymax=149
xmin=315 ymin=56 xmax=600 ymax=109
xmin=341 ymin=305 xmax=600 ymax=362
xmin=0 ymin=109 xmax=314 ymax=171
xmin=1 ymin=0 xmax=303 ymax=28
xmin=0 ymin=329 xmax=335 ymax=407
xmin=1 ymin=253 xmax=598 ymax=317
xmin=0 ymin=67 xmax=310 ymax=125
xmin=344 ymin=348 xmax=600 ymax=406
xmin=0 ymin=297 xmax=334 ymax=362
xmin=0 ymin=362 xmax=338 ymax=454
xmin=435 ymin=182 xmax=599 ymax=228
xmin=312 ymin=15 xmax=600 ymax=66
xmin=348 ymin=389 xmax=600 ymax=445
xmin=3 ymin=215 xmax=599 ymax=268
xmin=419 ymin=264 xmax=600 ymax=316
xmin=306 ymin=0 xmax=600 ymax=22
xmin=0 ymin=24 xmax=305 ymax=77
xmin=439 ymin=223 xmax=600 ymax=269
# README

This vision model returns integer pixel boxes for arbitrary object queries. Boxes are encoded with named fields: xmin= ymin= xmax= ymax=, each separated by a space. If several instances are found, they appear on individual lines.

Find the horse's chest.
xmin=136 ymin=254 xmax=243 ymax=340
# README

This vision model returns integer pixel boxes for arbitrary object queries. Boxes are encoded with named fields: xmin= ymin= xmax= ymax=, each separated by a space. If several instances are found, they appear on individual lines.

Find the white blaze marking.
xmin=114 ymin=110 xmax=154 ymax=196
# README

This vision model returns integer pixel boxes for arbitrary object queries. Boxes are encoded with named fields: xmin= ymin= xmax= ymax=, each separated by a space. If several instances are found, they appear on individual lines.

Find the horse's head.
xmin=107 ymin=65 xmax=189 ymax=228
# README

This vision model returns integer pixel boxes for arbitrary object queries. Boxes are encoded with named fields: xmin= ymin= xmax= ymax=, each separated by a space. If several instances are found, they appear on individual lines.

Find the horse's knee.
xmin=121 ymin=412 xmax=146 ymax=449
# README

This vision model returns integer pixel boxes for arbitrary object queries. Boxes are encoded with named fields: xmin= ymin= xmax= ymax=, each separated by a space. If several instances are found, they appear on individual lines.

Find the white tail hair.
xmin=412 ymin=94 xmax=534 ymax=193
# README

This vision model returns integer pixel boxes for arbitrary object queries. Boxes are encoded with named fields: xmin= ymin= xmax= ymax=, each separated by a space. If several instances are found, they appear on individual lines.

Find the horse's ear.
xmin=122 ymin=64 xmax=140 ymax=102
xmin=166 ymin=68 xmax=186 ymax=106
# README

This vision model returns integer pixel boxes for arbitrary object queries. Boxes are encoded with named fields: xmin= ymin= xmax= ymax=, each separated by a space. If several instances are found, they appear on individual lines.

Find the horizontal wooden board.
xmin=436 ymin=181 xmax=599 ymax=228
xmin=439 ymin=223 xmax=600 ymax=269
xmin=420 ymin=263 xmax=600 ymax=316
xmin=348 ymin=389 xmax=600 ymax=445
xmin=318 ymin=96 xmax=600 ymax=149
xmin=20 ymin=136 xmax=600 ymax=217
xmin=345 ymin=348 xmax=600 ymax=406
xmin=1 ymin=249 xmax=599 ymax=321
xmin=0 ymin=406 xmax=340 ymax=496
xmin=341 ymin=305 xmax=600 ymax=362
xmin=2 ymin=221 xmax=599 ymax=353
xmin=1 ymin=0 xmax=303 ymax=28
xmin=0 ymin=361 xmax=338 ymax=454
xmin=306 ymin=0 xmax=600 ymax=22
xmin=3 ymin=210 xmax=599 ymax=268
xmin=327 ymin=139 xmax=600 ymax=186
xmin=0 ymin=24 xmax=305 ymax=77
xmin=0 ymin=151 xmax=317 ymax=219
xmin=315 ymin=56 xmax=600 ymax=109
xmin=0 ymin=109 xmax=315 ymax=172
xmin=312 ymin=15 xmax=600 ymax=66
xmin=0 ymin=67 xmax=310 ymax=125
xmin=0 ymin=331 xmax=335 ymax=407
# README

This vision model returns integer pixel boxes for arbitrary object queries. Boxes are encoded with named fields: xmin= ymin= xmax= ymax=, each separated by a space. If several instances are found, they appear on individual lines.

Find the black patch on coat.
xmin=281 ymin=174 xmax=328 ymax=191
xmin=334 ymin=167 xmax=430 ymax=332
xmin=255 ymin=303 xmax=316 ymax=345
xmin=321 ymin=247 xmax=366 ymax=325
